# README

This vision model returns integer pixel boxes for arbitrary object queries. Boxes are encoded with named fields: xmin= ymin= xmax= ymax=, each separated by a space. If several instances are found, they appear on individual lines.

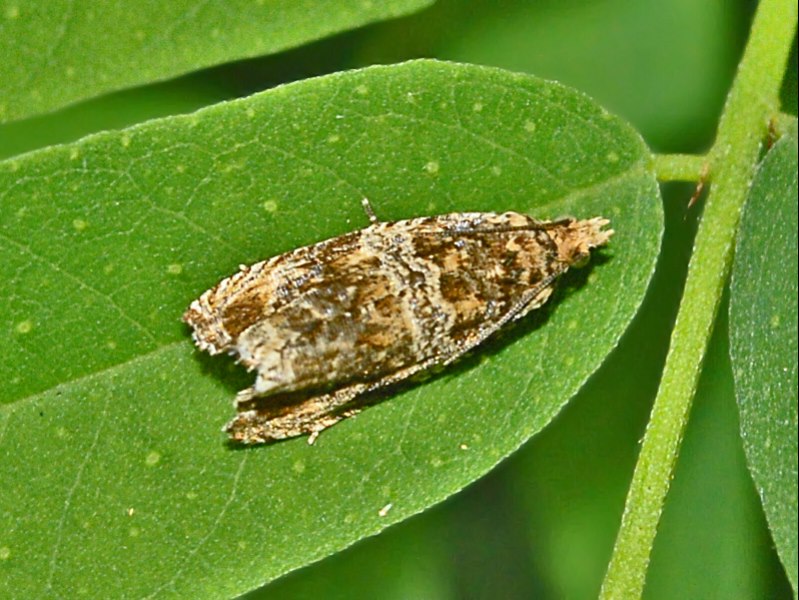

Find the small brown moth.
xmin=183 ymin=201 xmax=612 ymax=444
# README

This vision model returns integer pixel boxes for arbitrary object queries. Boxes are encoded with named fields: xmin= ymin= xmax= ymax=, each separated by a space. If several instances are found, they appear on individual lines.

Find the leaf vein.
xmin=143 ymin=452 xmax=249 ymax=599
xmin=44 ymin=391 xmax=111 ymax=593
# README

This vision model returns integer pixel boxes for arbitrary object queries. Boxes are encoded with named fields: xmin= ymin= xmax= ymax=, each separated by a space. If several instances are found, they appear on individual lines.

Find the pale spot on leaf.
xmin=424 ymin=161 xmax=440 ymax=175
xmin=145 ymin=451 xmax=161 ymax=467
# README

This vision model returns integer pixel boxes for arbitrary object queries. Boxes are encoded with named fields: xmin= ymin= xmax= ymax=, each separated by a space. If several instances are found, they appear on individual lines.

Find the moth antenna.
xmin=361 ymin=197 xmax=379 ymax=225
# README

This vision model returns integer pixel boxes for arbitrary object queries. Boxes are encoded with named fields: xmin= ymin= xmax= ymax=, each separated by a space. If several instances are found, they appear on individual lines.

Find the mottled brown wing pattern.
xmin=183 ymin=211 xmax=612 ymax=444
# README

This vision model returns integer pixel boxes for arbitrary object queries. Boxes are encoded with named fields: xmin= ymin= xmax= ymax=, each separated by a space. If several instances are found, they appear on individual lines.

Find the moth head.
xmin=554 ymin=217 xmax=614 ymax=268
xmin=182 ymin=294 xmax=233 ymax=355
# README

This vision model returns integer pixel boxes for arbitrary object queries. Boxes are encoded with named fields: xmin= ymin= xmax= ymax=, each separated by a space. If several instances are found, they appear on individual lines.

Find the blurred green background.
xmin=1 ymin=0 xmax=795 ymax=598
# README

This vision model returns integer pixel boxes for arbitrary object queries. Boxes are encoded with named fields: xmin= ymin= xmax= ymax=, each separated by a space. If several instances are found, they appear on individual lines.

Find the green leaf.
xmin=357 ymin=0 xmax=743 ymax=150
xmin=0 ymin=60 xmax=661 ymax=597
xmin=0 ymin=0 xmax=432 ymax=124
xmin=729 ymin=125 xmax=799 ymax=594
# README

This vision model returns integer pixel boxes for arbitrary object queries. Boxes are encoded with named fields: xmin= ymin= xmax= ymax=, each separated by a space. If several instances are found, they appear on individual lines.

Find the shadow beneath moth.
xmin=183 ymin=200 xmax=613 ymax=445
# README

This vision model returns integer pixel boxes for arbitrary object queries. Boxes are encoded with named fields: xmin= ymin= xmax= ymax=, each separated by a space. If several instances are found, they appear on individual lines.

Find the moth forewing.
xmin=183 ymin=210 xmax=613 ymax=444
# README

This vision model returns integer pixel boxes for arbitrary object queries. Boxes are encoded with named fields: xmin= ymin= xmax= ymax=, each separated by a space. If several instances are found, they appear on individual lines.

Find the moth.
xmin=183 ymin=200 xmax=612 ymax=444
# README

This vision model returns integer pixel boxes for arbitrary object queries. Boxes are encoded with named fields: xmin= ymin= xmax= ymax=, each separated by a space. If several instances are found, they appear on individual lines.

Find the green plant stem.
xmin=652 ymin=153 xmax=706 ymax=182
xmin=600 ymin=1 xmax=797 ymax=598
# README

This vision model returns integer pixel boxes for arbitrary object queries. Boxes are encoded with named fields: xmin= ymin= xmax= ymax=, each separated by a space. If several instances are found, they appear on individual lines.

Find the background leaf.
xmin=0 ymin=0 xmax=432 ymax=123
xmin=0 ymin=60 xmax=661 ymax=597
xmin=0 ymin=77 xmax=232 ymax=160
xmin=729 ymin=125 xmax=799 ymax=593
xmin=355 ymin=0 xmax=750 ymax=152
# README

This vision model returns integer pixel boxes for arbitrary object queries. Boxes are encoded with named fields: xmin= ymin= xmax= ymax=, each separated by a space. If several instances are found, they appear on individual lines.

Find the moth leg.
xmin=225 ymin=379 xmax=373 ymax=444
xmin=233 ymin=386 xmax=257 ymax=407
xmin=227 ymin=353 xmax=448 ymax=444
